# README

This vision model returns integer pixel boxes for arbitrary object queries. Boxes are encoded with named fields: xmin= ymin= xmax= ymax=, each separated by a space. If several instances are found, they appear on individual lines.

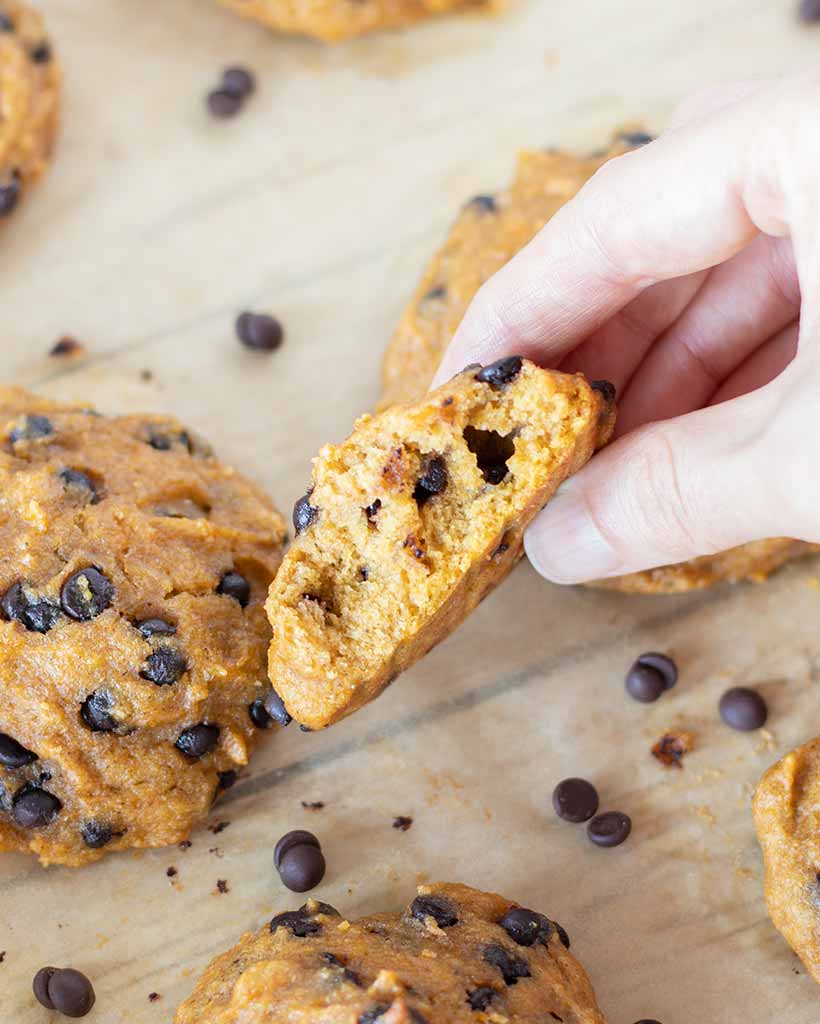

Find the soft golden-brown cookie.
xmin=0 ymin=2 xmax=59 ymax=217
xmin=266 ymin=358 xmax=615 ymax=730
xmin=218 ymin=0 xmax=498 ymax=42
xmin=0 ymin=388 xmax=287 ymax=866
xmin=379 ymin=133 xmax=817 ymax=593
xmin=754 ymin=737 xmax=820 ymax=984
xmin=175 ymin=883 xmax=607 ymax=1024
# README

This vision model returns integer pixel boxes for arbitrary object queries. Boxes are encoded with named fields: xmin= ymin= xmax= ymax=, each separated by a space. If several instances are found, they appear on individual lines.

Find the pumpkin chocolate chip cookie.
xmin=218 ymin=0 xmax=499 ymax=42
xmin=754 ymin=736 xmax=820 ymax=984
xmin=175 ymin=883 xmax=606 ymax=1023
xmin=0 ymin=388 xmax=287 ymax=866
xmin=378 ymin=133 xmax=817 ymax=593
xmin=266 ymin=358 xmax=615 ymax=730
xmin=0 ymin=1 xmax=59 ymax=217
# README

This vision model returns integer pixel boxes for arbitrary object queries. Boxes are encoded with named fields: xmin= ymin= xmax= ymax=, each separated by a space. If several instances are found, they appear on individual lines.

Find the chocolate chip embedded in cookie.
xmin=0 ymin=387 xmax=286 ymax=866
xmin=174 ymin=883 xmax=607 ymax=1023
xmin=0 ymin=2 xmax=60 ymax=218
xmin=266 ymin=360 xmax=615 ymax=730
xmin=754 ymin=736 xmax=820 ymax=985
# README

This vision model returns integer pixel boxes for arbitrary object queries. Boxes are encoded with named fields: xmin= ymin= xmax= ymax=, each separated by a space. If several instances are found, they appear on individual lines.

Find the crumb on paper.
xmin=179 ymin=840 xmax=192 ymax=851
xmin=652 ymin=731 xmax=694 ymax=768
xmin=216 ymin=879 xmax=230 ymax=894
xmin=756 ymin=729 xmax=776 ymax=754
xmin=141 ymin=369 xmax=154 ymax=382
xmin=392 ymin=816 xmax=413 ymax=831
xmin=148 ymin=992 xmax=161 ymax=1002
xmin=166 ymin=866 xmax=178 ymax=878
xmin=209 ymin=847 xmax=224 ymax=858
xmin=0 ymin=951 xmax=5 ymax=963
xmin=692 ymin=805 xmax=716 ymax=826
xmin=208 ymin=820 xmax=230 ymax=834
xmin=735 ymin=866 xmax=754 ymax=881
xmin=49 ymin=336 xmax=85 ymax=358
xmin=301 ymin=801 xmax=325 ymax=810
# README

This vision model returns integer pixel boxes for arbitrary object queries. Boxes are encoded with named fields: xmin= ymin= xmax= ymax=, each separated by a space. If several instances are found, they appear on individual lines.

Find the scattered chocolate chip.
xmin=467 ymin=194 xmax=497 ymax=212
xmin=217 ymin=570 xmax=251 ymax=607
xmin=179 ymin=840 xmax=192 ymax=850
xmin=50 ymin=337 xmax=84 ymax=358
xmin=61 ymin=567 xmax=114 ymax=621
xmin=293 ymin=492 xmax=319 ymax=534
xmin=59 ymin=468 xmax=100 ymax=504
xmin=80 ymin=690 xmax=118 ymax=733
xmin=637 ymin=652 xmax=678 ymax=689
xmin=8 ymin=413 xmax=53 ymax=443
xmin=30 ymin=41 xmax=51 ymax=63
xmin=207 ymin=88 xmax=243 ymax=118
xmin=800 ymin=0 xmax=820 ymax=19
xmin=302 ymin=801 xmax=325 ymax=810
xmin=591 ymin=379 xmax=616 ymax=403
xmin=0 ymin=171 xmax=20 ymax=216
xmin=263 ymin=688 xmax=293 ymax=726
xmin=413 ymin=456 xmax=447 ymax=505
xmin=278 ymin=841 xmax=326 ymax=893
xmin=176 ymin=724 xmax=220 ymax=759
xmin=483 ymin=944 xmax=531 ymax=985
xmin=33 ymin=967 xmax=57 ymax=1010
xmin=620 ymin=130 xmax=655 ymax=147
xmin=719 ymin=687 xmax=768 ymax=731
xmin=625 ymin=663 xmax=665 ymax=703
xmin=140 ymin=647 xmax=187 ymax=686
xmin=587 ymin=811 xmax=632 ymax=848
xmin=552 ymin=778 xmax=599 ymax=823
xmin=410 ymin=894 xmax=458 ymax=928
xmin=216 ymin=771 xmax=237 ymax=792
xmin=216 ymin=878 xmax=229 ymax=894
xmin=468 ymin=987 xmax=497 ymax=1011
xmin=475 ymin=355 xmax=524 ymax=388
xmin=651 ymin=731 xmax=693 ymax=768
xmin=12 ymin=784 xmax=62 ymax=828
xmin=166 ymin=866 xmax=178 ymax=878
xmin=249 ymin=699 xmax=272 ymax=729
xmin=0 ymin=733 xmax=37 ymax=769
xmin=393 ymin=816 xmax=413 ymax=831
xmin=236 ymin=312 xmax=284 ymax=352
xmin=499 ymin=907 xmax=552 ymax=947
xmin=209 ymin=820 xmax=230 ymax=835
xmin=270 ymin=909 xmax=323 ymax=937
xmin=222 ymin=66 xmax=256 ymax=97
xmin=148 ymin=992 xmax=161 ymax=1002
xmin=275 ymin=829 xmax=321 ymax=869
xmin=81 ymin=821 xmax=121 ymax=849
xmin=633 ymin=1020 xmax=662 ymax=1024
xmin=136 ymin=617 xmax=176 ymax=638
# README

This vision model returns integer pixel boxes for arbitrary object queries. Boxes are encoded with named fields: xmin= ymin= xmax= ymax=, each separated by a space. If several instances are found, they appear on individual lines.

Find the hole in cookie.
xmin=463 ymin=427 xmax=516 ymax=485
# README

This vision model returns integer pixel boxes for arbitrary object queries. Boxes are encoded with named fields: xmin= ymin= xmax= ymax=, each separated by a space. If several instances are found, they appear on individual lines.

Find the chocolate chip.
xmin=552 ymin=777 xmax=599 ymax=823
xmin=264 ymin=688 xmax=293 ymax=726
xmin=636 ymin=652 xmax=678 ymax=689
xmin=591 ymin=379 xmax=617 ymax=403
xmin=293 ymin=492 xmax=319 ymax=534
xmin=278 ymin=842 xmax=326 ymax=893
xmin=320 ymin=953 xmax=361 ymax=987
xmin=8 ymin=413 xmax=53 ymax=443
xmin=147 ymin=427 xmax=193 ymax=453
xmin=270 ymin=909 xmax=322 ymax=937
xmin=30 ymin=41 xmax=51 ymax=63
xmin=81 ymin=821 xmax=121 ymax=849
xmin=249 ymin=699 xmax=272 ymax=729
xmin=50 ymin=337 xmax=83 ymax=357
xmin=633 ymin=1020 xmax=662 ymax=1023
xmin=80 ymin=690 xmax=118 ymax=733
xmin=393 ymin=816 xmax=413 ymax=831
xmin=619 ymin=130 xmax=655 ymax=147
xmin=554 ymin=921 xmax=570 ymax=949
xmin=222 ymin=66 xmax=256 ymax=97
xmin=475 ymin=355 xmax=524 ymax=388
xmin=236 ymin=312 xmax=284 ymax=352
xmin=413 ymin=456 xmax=447 ymax=506
xmin=468 ymin=987 xmax=497 ymax=1011
xmin=423 ymin=285 xmax=447 ymax=302
xmin=140 ymin=647 xmax=187 ymax=686
xmin=61 ymin=567 xmax=114 ymax=621
xmin=33 ymin=967 xmax=57 ymax=1009
xmin=0 ymin=13 xmax=13 ymax=30
xmin=625 ymin=663 xmax=665 ymax=703
xmin=207 ymin=88 xmax=243 ymax=118
xmin=410 ymin=894 xmax=458 ymax=928
xmin=37 ymin=968 xmax=95 ymax=1018
xmin=499 ymin=907 xmax=552 ymax=947
xmin=358 ymin=1004 xmax=391 ymax=1024
xmin=467 ymin=194 xmax=497 ymax=213
xmin=176 ymin=724 xmax=219 ymax=759
xmin=136 ymin=617 xmax=176 ymax=638
xmin=719 ymin=687 xmax=768 ymax=731
xmin=275 ymin=829 xmax=321 ymax=869
xmin=587 ymin=810 xmax=632 ymax=848
xmin=800 ymin=0 xmax=820 ymax=18
xmin=217 ymin=770 xmax=238 ymax=791
xmin=483 ymin=944 xmax=531 ymax=985
xmin=1 ymin=582 xmax=60 ymax=634
xmin=364 ymin=499 xmax=382 ymax=523
xmin=0 ymin=733 xmax=38 ymax=769
xmin=59 ymin=468 xmax=100 ymax=504
xmin=12 ymin=784 xmax=62 ymax=828
xmin=217 ymin=570 xmax=251 ymax=607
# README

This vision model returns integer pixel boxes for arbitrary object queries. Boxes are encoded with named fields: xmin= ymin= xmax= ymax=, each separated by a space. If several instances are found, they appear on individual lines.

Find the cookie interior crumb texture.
xmin=266 ymin=360 xmax=615 ymax=730
xmin=0 ymin=388 xmax=287 ymax=866
xmin=174 ymin=882 xmax=607 ymax=1024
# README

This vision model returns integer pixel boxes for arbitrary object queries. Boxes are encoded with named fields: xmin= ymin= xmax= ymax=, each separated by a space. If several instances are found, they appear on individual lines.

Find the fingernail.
xmin=524 ymin=486 xmax=623 ymax=584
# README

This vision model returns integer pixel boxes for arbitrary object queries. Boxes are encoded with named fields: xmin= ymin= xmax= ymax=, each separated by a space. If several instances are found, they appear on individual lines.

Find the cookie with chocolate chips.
xmin=174 ymin=883 xmax=605 ymax=1023
xmin=0 ymin=2 xmax=60 ymax=218
xmin=0 ymin=388 xmax=287 ymax=866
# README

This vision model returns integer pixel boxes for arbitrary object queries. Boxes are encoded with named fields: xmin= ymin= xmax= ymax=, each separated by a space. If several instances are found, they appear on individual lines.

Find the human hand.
xmin=433 ymin=72 xmax=820 ymax=584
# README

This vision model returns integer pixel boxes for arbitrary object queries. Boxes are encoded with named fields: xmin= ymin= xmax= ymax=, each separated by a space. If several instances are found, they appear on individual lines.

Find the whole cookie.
xmin=754 ymin=736 xmax=820 ymax=984
xmin=0 ymin=2 xmax=60 ymax=217
xmin=175 ymin=883 xmax=606 ymax=1023
xmin=218 ymin=0 xmax=499 ymax=41
xmin=378 ymin=133 xmax=817 ymax=592
xmin=0 ymin=388 xmax=287 ymax=866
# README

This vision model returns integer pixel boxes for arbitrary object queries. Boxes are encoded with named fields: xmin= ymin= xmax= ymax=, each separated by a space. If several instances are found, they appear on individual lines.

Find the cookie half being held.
xmin=754 ymin=736 xmax=820 ymax=984
xmin=266 ymin=359 xmax=615 ymax=730
xmin=175 ymin=882 xmax=606 ymax=1024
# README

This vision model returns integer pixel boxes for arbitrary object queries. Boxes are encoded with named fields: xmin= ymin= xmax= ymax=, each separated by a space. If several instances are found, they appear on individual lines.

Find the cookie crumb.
xmin=49 ymin=336 xmax=85 ymax=358
xmin=141 ymin=369 xmax=154 ymax=382
xmin=301 ymin=800 xmax=325 ymax=810
xmin=0 ymin=951 xmax=5 ymax=963
xmin=216 ymin=879 xmax=230 ymax=894
xmin=393 ymin=816 xmax=413 ymax=831
xmin=208 ymin=847 xmax=224 ymax=858
xmin=179 ymin=840 xmax=192 ymax=851
xmin=652 ymin=731 xmax=693 ymax=768
xmin=148 ymin=992 xmax=161 ymax=1002
xmin=208 ymin=820 xmax=230 ymax=834
xmin=166 ymin=866 xmax=178 ymax=878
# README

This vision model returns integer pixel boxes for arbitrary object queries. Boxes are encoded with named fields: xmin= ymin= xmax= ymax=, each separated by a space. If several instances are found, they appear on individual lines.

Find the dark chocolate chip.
xmin=176 ymin=724 xmax=219 ymax=759
xmin=0 ymin=171 xmax=20 ymax=216
xmin=587 ymin=810 xmax=632 ymax=848
xmin=319 ymin=952 xmax=361 ymax=986
xmin=499 ymin=907 xmax=553 ymax=947
xmin=274 ymin=829 xmax=320 ymax=869
xmin=619 ymin=130 xmax=655 ymax=147
xmin=81 ymin=821 xmax=121 ymax=849
xmin=33 ymin=967 xmax=57 ymax=1009
xmin=483 ymin=944 xmax=531 ymax=985
xmin=393 ymin=816 xmax=413 ymax=831
xmin=364 ymin=499 xmax=382 ymax=522
xmin=217 ymin=571 xmax=251 ymax=607
xmin=136 ymin=617 xmax=176 ymax=638
xmin=552 ymin=777 xmax=599 ymax=823
xmin=249 ymin=699 xmax=273 ymax=729
xmin=217 ymin=770 xmax=238 ymax=791
xmin=410 ymin=894 xmax=458 ymax=928
xmin=293 ymin=492 xmax=319 ymax=535
xmin=467 ymin=194 xmax=497 ymax=213
xmin=475 ymin=355 xmax=524 ymax=388
xmin=358 ymin=1004 xmax=390 ymax=1024
xmin=413 ymin=456 xmax=447 ymax=506
xmin=554 ymin=921 xmax=571 ymax=949
xmin=41 ymin=968 xmax=95 ymax=1018
xmin=30 ymin=41 xmax=51 ymax=63
xmin=636 ymin=652 xmax=678 ymax=689
xmin=0 ymin=733 xmax=38 ymax=769
xmin=12 ymin=784 xmax=62 ymax=828
xmin=147 ymin=428 xmax=193 ymax=453
xmin=59 ymin=468 xmax=100 ymax=504
xmin=207 ymin=88 xmax=243 ymax=118
xmin=1 ymin=582 xmax=60 ymax=634
xmin=800 ymin=0 xmax=820 ymax=19
xmin=719 ymin=687 xmax=768 ymax=731
xmin=50 ymin=337 xmax=83 ymax=357
xmin=222 ymin=66 xmax=256 ymax=97
xmin=61 ymin=567 xmax=114 ymax=621
xmin=140 ymin=647 xmax=187 ymax=686
xmin=236 ymin=312 xmax=284 ymax=352
xmin=467 ymin=987 xmax=497 ymax=1011
xmin=0 ymin=13 xmax=14 ymax=30
xmin=625 ymin=663 xmax=665 ymax=703
xmin=591 ymin=379 xmax=617 ymax=403
xmin=423 ymin=285 xmax=447 ymax=302
xmin=633 ymin=1020 xmax=662 ymax=1023
xmin=278 ymin=843 xmax=326 ymax=893
xmin=263 ymin=688 xmax=293 ymax=726
xmin=270 ymin=909 xmax=322 ymax=937
xmin=80 ymin=690 xmax=118 ymax=733
xmin=8 ymin=413 xmax=53 ymax=443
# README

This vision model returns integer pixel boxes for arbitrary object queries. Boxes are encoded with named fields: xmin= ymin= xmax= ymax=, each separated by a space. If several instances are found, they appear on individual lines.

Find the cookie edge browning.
xmin=267 ymin=364 xmax=615 ymax=730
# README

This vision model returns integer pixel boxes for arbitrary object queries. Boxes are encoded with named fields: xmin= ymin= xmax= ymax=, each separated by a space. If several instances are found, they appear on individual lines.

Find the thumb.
xmin=524 ymin=380 xmax=796 ymax=584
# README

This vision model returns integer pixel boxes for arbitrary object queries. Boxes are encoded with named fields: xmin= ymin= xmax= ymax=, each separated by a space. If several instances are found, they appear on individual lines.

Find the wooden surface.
xmin=2 ymin=1 xmax=820 ymax=1021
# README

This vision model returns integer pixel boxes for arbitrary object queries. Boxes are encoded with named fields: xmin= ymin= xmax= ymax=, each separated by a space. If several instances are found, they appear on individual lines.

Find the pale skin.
xmin=432 ymin=71 xmax=820 ymax=584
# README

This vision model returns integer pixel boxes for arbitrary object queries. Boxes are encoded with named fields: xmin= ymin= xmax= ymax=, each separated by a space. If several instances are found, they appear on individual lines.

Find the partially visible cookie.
xmin=266 ymin=358 xmax=615 ymax=730
xmin=0 ymin=388 xmax=287 ymax=866
xmin=0 ymin=2 xmax=59 ymax=217
xmin=754 ymin=737 xmax=820 ymax=984
xmin=218 ymin=0 xmax=498 ymax=42
xmin=175 ymin=883 xmax=607 ymax=1023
